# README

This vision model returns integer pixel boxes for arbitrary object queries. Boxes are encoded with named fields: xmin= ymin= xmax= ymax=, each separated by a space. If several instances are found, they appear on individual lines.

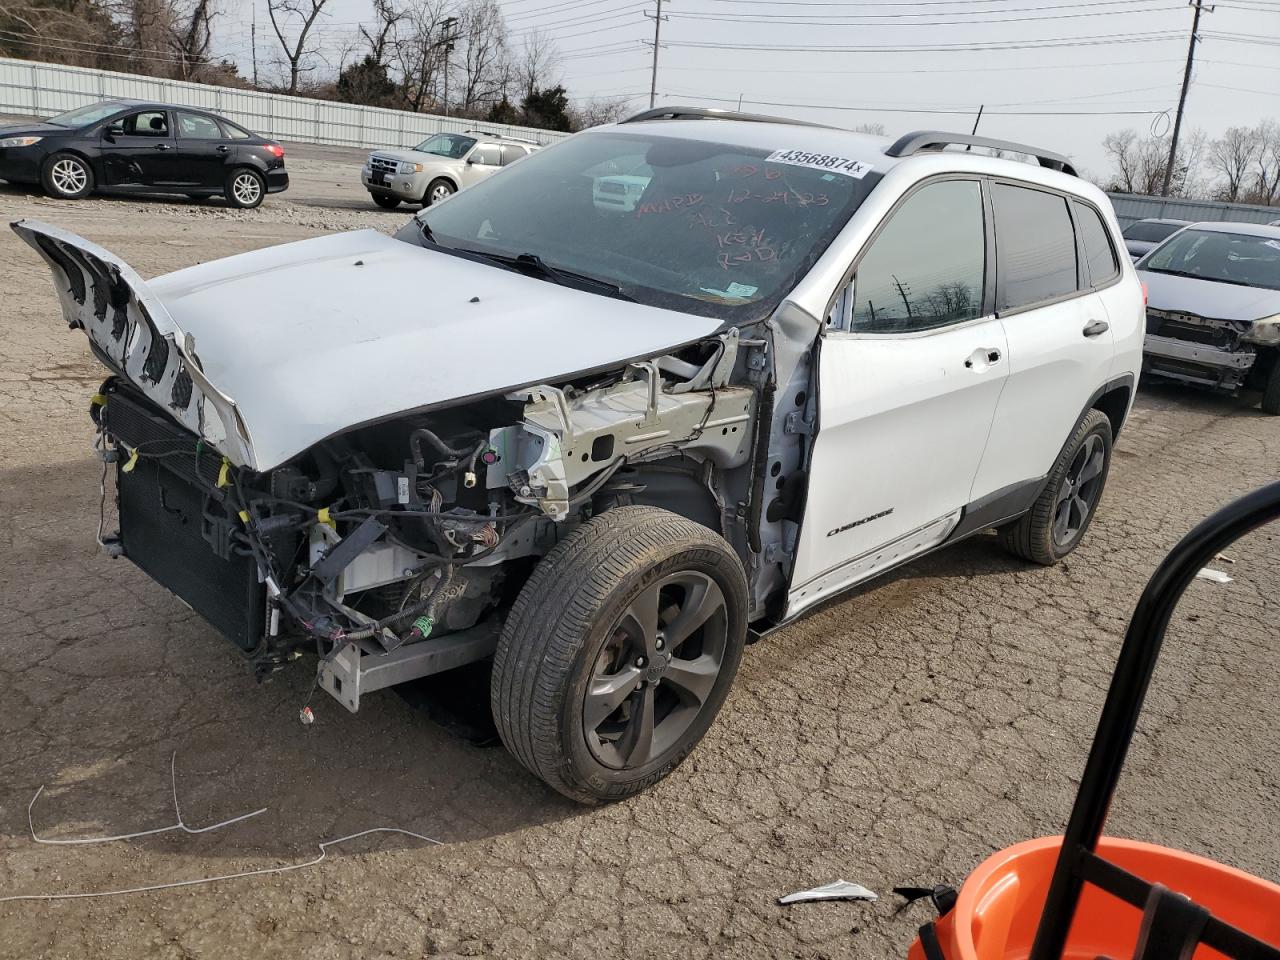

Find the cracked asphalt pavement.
xmin=1 ymin=144 xmax=1276 ymax=959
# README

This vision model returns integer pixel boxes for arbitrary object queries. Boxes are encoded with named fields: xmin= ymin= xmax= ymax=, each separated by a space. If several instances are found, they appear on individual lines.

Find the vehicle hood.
xmin=1138 ymin=268 xmax=1280 ymax=322
xmin=0 ymin=122 xmax=65 ymax=138
xmin=13 ymin=220 xmax=721 ymax=472
xmin=368 ymin=147 xmax=453 ymax=166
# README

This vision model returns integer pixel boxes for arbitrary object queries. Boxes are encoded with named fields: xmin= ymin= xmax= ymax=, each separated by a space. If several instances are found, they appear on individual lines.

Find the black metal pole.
xmin=1027 ymin=480 xmax=1280 ymax=960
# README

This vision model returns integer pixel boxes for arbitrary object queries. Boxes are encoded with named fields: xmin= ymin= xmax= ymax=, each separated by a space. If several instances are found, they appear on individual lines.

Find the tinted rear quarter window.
xmin=1074 ymin=201 xmax=1119 ymax=286
xmin=992 ymin=182 xmax=1078 ymax=312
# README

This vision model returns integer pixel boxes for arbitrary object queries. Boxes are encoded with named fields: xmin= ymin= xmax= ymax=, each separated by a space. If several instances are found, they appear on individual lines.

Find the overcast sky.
xmin=226 ymin=0 xmax=1280 ymax=177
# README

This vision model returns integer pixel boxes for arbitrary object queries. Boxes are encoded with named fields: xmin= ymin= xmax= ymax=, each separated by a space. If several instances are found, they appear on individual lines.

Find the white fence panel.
xmin=0 ymin=55 xmax=570 ymax=151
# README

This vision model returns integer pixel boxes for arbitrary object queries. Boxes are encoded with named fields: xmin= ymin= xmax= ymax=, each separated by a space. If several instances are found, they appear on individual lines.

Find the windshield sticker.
xmin=725 ymin=282 xmax=758 ymax=298
xmin=765 ymin=149 xmax=873 ymax=178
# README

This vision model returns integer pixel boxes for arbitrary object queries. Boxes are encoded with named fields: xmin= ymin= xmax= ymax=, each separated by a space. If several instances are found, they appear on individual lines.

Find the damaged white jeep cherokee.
xmin=17 ymin=108 xmax=1144 ymax=803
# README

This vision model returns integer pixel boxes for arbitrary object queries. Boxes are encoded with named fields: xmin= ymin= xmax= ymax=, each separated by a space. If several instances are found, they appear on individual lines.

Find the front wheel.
xmin=225 ymin=168 xmax=265 ymax=209
xmin=1000 ymin=408 xmax=1113 ymax=565
xmin=371 ymin=193 xmax=400 ymax=209
xmin=491 ymin=506 xmax=749 ymax=804
xmin=1260 ymin=355 xmax=1280 ymax=415
xmin=41 ymin=152 xmax=94 ymax=199
xmin=424 ymin=177 xmax=454 ymax=206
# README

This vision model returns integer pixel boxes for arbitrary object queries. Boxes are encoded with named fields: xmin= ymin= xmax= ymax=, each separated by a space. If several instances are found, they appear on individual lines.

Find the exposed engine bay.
xmin=94 ymin=334 xmax=766 ymax=711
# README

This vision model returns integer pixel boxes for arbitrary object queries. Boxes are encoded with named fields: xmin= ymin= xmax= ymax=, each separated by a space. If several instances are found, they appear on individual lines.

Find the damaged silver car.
xmin=16 ymin=109 xmax=1143 ymax=802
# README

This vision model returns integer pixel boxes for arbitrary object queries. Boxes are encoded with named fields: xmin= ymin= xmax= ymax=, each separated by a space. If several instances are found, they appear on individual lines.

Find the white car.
xmin=360 ymin=130 xmax=539 ymax=209
xmin=17 ymin=107 xmax=1143 ymax=803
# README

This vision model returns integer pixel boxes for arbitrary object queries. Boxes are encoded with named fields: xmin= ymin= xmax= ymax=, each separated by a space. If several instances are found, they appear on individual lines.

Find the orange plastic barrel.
xmin=906 ymin=836 xmax=1280 ymax=960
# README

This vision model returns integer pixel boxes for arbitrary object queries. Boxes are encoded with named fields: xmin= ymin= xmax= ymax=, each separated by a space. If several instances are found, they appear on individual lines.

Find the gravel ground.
xmin=0 ymin=146 xmax=1277 ymax=960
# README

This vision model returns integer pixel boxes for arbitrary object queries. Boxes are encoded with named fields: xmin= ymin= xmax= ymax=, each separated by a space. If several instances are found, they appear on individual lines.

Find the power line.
xmin=660 ymin=31 xmax=1184 ymax=53
xmin=669 ymin=2 xmax=1181 ymax=25
xmin=652 ymin=89 xmax=1166 ymax=116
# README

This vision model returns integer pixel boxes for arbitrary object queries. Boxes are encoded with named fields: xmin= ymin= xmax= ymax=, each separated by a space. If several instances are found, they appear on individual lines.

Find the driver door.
xmin=101 ymin=109 xmax=173 ymax=186
xmin=460 ymin=142 xmax=502 ymax=187
xmin=788 ymin=177 xmax=1008 ymax=615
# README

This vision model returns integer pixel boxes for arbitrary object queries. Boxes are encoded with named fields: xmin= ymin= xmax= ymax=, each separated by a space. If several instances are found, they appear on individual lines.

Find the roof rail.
xmin=620 ymin=105 xmax=832 ymax=129
xmin=464 ymin=128 xmax=541 ymax=145
xmin=885 ymin=130 xmax=1077 ymax=177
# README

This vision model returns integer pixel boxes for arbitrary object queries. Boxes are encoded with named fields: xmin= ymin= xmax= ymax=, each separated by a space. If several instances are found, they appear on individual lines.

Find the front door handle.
xmin=964 ymin=347 xmax=1002 ymax=369
xmin=1083 ymin=319 xmax=1110 ymax=338
xmin=155 ymin=143 xmax=172 ymax=151
xmin=216 ymin=145 xmax=230 ymax=153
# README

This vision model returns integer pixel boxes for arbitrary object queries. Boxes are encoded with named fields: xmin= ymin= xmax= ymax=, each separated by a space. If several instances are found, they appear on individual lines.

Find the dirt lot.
xmin=1 ymin=144 xmax=1277 ymax=960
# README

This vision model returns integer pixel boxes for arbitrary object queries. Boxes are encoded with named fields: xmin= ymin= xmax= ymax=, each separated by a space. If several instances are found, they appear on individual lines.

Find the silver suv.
xmin=361 ymin=130 xmax=539 ymax=209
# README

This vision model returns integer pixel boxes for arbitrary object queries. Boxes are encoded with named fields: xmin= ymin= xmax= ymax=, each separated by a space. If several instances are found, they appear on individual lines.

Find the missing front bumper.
xmin=1143 ymin=334 xmax=1256 ymax=390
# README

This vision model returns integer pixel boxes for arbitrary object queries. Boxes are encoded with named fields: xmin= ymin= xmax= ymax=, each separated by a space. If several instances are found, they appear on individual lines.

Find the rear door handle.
xmin=1083 ymin=319 xmax=1110 ymax=338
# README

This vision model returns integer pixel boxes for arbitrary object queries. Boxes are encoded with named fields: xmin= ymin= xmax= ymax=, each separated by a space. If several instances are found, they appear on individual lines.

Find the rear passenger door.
xmin=789 ymin=177 xmax=1008 ymax=613
xmin=969 ymin=182 xmax=1117 ymax=501
xmin=173 ymin=111 xmax=231 ymax=189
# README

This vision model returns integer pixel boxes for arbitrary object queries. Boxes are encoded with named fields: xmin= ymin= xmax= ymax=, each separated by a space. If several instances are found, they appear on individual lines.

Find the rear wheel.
xmin=492 ymin=506 xmax=748 ymax=804
xmin=425 ymin=177 xmax=454 ymax=206
xmin=1000 ymin=409 xmax=1113 ymax=565
xmin=225 ymin=168 xmax=265 ymax=209
xmin=371 ymin=193 xmax=400 ymax=209
xmin=41 ymin=152 xmax=93 ymax=199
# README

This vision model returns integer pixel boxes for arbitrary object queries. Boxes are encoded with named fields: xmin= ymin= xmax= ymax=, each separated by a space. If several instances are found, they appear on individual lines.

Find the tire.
xmin=424 ymin=177 xmax=455 ymax=206
xmin=1000 ymin=409 xmax=1113 ymax=565
xmin=225 ymin=168 xmax=265 ymax=209
xmin=492 ymin=506 xmax=749 ymax=804
xmin=1261 ymin=356 xmax=1280 ymax=415
xmin=371 ymin=193 xmax=401 ymax=209
xmin=41 ymin=152 xmax=94 ymax=199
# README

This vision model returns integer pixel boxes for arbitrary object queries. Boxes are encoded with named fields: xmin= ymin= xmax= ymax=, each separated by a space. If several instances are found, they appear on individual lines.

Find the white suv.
xmin=17 ymin=107 xmax=1143 ymax=804
xmin=361 ymin=130 xmax=539 ymax=209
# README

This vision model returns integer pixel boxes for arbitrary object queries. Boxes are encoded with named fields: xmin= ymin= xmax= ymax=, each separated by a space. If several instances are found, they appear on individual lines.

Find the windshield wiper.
xmin=469 ymin=250 xmax=636 ymax=301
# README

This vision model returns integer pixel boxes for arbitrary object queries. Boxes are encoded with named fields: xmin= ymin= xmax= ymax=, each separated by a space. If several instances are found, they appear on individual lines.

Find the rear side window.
xmin=176 ymin=111 xmax=222 ymax=139
xmin=472 ymin=144 xmax=501 ymax=165
xmin=850 ymin=179 xmax=986 ymax=334
xmin=1074 ymin=201 xmax=1119 ymax=286
xmin=992 ymin=183 xmax=1078 ymax=312
xmin=499 ymin=145 xmax=526 ymax=166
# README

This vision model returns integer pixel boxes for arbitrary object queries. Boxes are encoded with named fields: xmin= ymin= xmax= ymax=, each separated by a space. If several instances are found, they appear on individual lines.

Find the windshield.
xmin=419 ymin=130 xmax=882 ymax=321
xmin=413 ymin=133 xmax=476 ymax=158
xmin=1123 ymin=220 xmax=1187 ymax=243
xmin=46 ymin=102 xmax=128 ymax=128
xmin=1141 ymin=229 xmax=1280 ymax=291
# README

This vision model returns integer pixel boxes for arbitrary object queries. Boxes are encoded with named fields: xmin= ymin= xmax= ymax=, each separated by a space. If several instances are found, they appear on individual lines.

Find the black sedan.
xmin=0 ymin=100 xmax=288 ymax=209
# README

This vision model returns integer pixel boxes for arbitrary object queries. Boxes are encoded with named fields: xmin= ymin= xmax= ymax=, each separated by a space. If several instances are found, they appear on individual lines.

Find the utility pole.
xmin=251 ymin=2 xmax=258 ymax=88
xmin=441 ymin=15 xmax=459 ymax=117
xmin=645 ymin=0 xmax=667 ymax=109
xmin=1162 ymin=0 xmax=1213 ymax=197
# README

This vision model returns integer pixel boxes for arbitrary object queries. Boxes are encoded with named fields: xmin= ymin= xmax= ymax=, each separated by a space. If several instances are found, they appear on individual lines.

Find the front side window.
xmin=120 ymin=110 xmax=170 ymax=137
xmin=419 ymin=131 xmax=882 ymax=322
xmin=1142 ymin=229 xmax=1280 ymax=291
xmin=1074 ymin=201 xmax=1120 ymax=286
xmin=471 ymin=143 xmax=502 ymax=165
xmin=176 ymin=111 xmax=222 ymax=139
xmin=849 ymin=179 xmax=986 ymax=334
xmin=47 ymin=102 xmax=127 ymax=128
xmin=992 ymin=183 xmax=1078 ymax=311
xmin=413 ymin=133 xmax=475 ymax=158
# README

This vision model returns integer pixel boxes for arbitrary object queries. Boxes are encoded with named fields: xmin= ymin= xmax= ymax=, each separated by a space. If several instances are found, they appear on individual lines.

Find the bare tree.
xmin=393 ymin=0 xmax=450 ymax=112
xmin=0 ymin=0 xmax=128 ymax=69
xmin=1102 ymin=128 xmax=1202 ymax=196
xmin=1251 ymin=121 xmax=1280 ymax=207
xmin=1207 ymin=125 xmax=1261 ymax=202
xmin=361 ymin=0 xmax=406 ymax=64
xmin=455 ymin=0 xmax=507 ymax=113
xmin=569 ymin=95 xmax=630 ymax=130
xmin=266 ymin=0 xmax=330 ymax=94
xmin=514 ymin=28 xmax=559 ymax=103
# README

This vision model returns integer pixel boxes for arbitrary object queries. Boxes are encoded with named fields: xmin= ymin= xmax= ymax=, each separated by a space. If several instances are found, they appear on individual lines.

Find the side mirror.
xmin=465 ymin=156 xmax=476 ymax=164
xmin=104 ymin=123 xmax=124 ymax=139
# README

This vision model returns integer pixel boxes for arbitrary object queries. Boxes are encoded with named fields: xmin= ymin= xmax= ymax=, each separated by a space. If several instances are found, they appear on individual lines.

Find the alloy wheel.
xmin=233 ymin=173 xmax=261 ymax=206
xmin=430 ymin=183 xmax=452 ymax=204
xmin=583 ymin=571 xmax=729 ymax=770
xmin=51 ymin=158 xmax=87 ymax=195
xmin=1053 ymin=433 xmax=1106 ymax=547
